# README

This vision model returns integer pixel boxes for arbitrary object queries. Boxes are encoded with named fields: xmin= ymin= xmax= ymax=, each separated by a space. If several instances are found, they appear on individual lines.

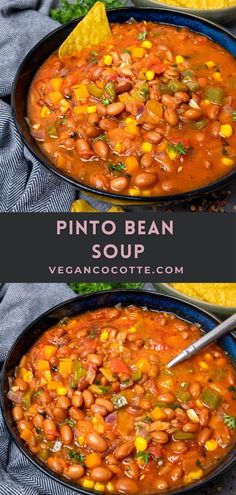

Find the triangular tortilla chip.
xmin=58 ymin=2 xmax=112 ymax=59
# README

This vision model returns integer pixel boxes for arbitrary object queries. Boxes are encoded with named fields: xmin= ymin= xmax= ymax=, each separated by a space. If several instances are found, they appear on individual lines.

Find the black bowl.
xmin=12 ymin=8 xmax=236 ymax=207
xmin=1 ymin=290 xmax=236 ymax=494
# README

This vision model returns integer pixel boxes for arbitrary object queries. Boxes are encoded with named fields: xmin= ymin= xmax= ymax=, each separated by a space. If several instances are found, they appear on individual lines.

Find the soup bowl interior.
xmin=12 ymin=8 xmax=236 ymax=206
xmin=1 ymin=289 xmax=236 ymax=494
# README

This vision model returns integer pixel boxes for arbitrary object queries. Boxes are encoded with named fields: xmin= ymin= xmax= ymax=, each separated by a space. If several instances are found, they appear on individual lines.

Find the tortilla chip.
xmin=58 ymin=2 xmax=112 ymax=59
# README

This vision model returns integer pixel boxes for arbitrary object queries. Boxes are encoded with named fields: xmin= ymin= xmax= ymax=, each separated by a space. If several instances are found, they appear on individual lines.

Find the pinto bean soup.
xmin=27 ymin=22 xmax=236 ymax=197
xmin=8 ymin=305 xmax=236 ymax=493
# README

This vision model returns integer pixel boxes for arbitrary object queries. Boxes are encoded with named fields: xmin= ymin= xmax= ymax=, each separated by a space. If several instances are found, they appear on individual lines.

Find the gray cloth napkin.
xmin=0 ymin=283 xmax=235 ymax=495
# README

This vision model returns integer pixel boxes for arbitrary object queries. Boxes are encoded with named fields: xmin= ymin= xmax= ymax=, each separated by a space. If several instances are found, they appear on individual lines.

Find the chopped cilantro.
xmin=143 ymin=416 xmax=152 ymax=423
xmin=136 ymin=451 xmax=150 ymax=463
xmin=108 ymin=162 xmax=125 ymax=174
xmin=101 ymin=98 xmax=111 ymax=106
xmin=50 ymin=0 xmax=127 ymax=24
xmin=123 ymin=49 xmax=131 ymax=54
xmin=93 ymin=134 xmax=108 ymax=143
xmin=224 ymin=414 xmax=236 ymax=430
xmin=33 ymin=389 xmax=43 ymax=399
xmin=68 ymin=450 xmax=85 ymax=465
xmin=168 ymin=142 xmax=191 ymax=156
xmin=64 ymin=418 xmax=76 ymax=427
xmin=138 ymin=31 xmax=147 ymax=40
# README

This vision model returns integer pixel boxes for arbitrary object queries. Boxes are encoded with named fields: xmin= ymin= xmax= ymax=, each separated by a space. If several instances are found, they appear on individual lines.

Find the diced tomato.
xmin=110 ymin=358 xmax=132 ymax=375
xmin=152 ymin=63 xmax=166 ymax=75
xmin=170 ymin=137 xmax=190 ymax=148
xmin=149 ymin=444 xmax=163 ymax=458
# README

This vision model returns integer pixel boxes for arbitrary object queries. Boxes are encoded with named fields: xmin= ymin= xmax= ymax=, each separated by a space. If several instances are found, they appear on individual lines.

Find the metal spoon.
xmin=167 ymin=312 xmax=236 ymax=368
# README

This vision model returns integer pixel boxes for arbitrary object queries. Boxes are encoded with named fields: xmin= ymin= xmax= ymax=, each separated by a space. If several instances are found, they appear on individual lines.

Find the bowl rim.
xmin=1 ymin=289 xmax=236 ymax=495
xmin=11 ymin=6 xmax=236 ymax=204
xmin=156 ymin=282 xmax=236 ymax=311
xmin=133 ymin=1 xmax=236 ymax=14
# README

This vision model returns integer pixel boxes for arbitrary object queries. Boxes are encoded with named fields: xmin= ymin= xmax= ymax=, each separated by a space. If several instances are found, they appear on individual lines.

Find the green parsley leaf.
xmin=50 ymin=0 xmax=127 ymax=24
xmin=93 ymin=134 xmax=108 ymax=143
xmin=167 ymin=142 xmax=191 ymax=156
xmin=136 ymin=451 xmax=150 ymax=463
xmin=64 ymin=418 xmax=76 ymax=427
xmin=137 ymin=31 xmax=147 ymax=41
xmin=108 ymin=162 xmax=125 ymax=173
xmin=123 ymin=49 xmax=131 ymax=54
xmin=101 ymin=98 xmax=111 ymax=106
xmin=224 ymin=414 xmax=236 ymax=430
xmin=68 ymin=450 xmax=85 ymax=465
xmin=33 ymin=389 xmax=43 ymax=399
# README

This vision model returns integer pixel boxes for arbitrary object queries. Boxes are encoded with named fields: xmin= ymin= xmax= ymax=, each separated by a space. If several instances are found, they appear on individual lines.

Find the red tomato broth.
xmin=27 ymin=22 xmax=236 ymax=197
xmin=8 ymin=305 xmax=236 ymax=493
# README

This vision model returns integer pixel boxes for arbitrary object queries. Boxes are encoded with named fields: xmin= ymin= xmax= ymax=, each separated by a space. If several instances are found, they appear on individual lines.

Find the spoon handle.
xmin=167 ymin=312 xmax=236 ymax=368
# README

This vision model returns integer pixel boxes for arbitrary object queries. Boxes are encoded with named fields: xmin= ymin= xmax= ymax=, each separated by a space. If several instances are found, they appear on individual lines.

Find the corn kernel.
xmin=128 ymin=326 xmax=137 ymax=334
xmin=196 ymin=399 xmax=203 ymax=408
xmin=57 ymin=386 xmax=67 ymax=396
xmin=100 ymin=330 xmax=109 ymax=342
xmin=135 ymin=436 xmax=148 ymax=452
xmin=205 ymin=439 xmax=218 ymax=451
xmin=206 ymin=61 xmax=216 ymax=68
xmin=125 ymin=117 xmax=137 ymax=126
xmin=44 ymin=370 xmax=52 ymax=381
xmin=136 ymin=358 xmax=150 ymax=373
xmin=167 ymin=148 xmax=177 ymax=160
xmin=176 ymin=55 xmax=185 ymax=64
xmin=103 ymin=55 xmax=113 ymax=66
xmin=204 ymin=353 xmax=213 ymax=361
xmin=87 ymin=105 xmax=97 ymax=114
xmin=94 ymin=483 xmax=105 ymax=492
xmin=114 ymin=143 xmax=123 ymax=153
xmin=184 ymin=469 xmax=203 ymax=484
xmin=60 ymin=98 xmax=70 ymax=109
xmin=128 ymin=188 xmax=140 ymax=196
xmin=146 ymin=70 xmax=155 ymax=81
xmin=142 ymin=142 xmax=153 ymax=153
xmin=140 ymin=475 xmax=145 ymax=480
xmin=82 ymin=479 xmax=94 ymax=489
xmin=151 ymin=407 xmax=167 ymax=420
xmin=22 ymin=370 xmax=33 ymax=383
xmin=40 ymin=106 xmax=50 ymax=118
xmin=106 ymin=482 xmax=115 ymax=492
xmin=199 ymin=361 xmax=208 ymax=370
xmin=213 ymin=71 xmax=222 ymax=81
xmin=78 ymin=435 xmax=85 ymax=445
xmin=141 ymin=40 xmax=152 ymax=49
xmin=203 ymin=99 xmax=210 ymax=105
xmin=142 ymin=190 xmax=152 ymax=196
xmin=222 ymin=157 xmax=234 ymax=166
xmin=219 ymin=124 xmax=233 ymax=138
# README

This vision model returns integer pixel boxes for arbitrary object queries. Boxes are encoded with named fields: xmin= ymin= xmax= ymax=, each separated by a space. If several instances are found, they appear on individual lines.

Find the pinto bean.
xmin=93 ymin=140 xmax=109 ymax=160
xmin=124 ymin=460 xmax=140 ymax=480
xmin=183 ymin=422 xmax=199 ymax=433
xmin=91 ymin=404 xmax=108 ymax=416
xmin=107 ymin=102 xmax=125 ymax=116
xmin=90 ymin=466 xmax=113 ymax=482
xmin=206 ymin=104 xmax=220 ymax=120
xmin=175 ymin=92 xmax=190 ymax=103
xmin=161 ymin=94 xmax=177 ymax=108
xmin=106 ymin=454 xmax=118 ymax=465
xmin=75 ymin=139 xmax=92 ymax=158
xmin=87 ymin=353 xmax=103 ymax=366
xmin=110 ymin=177 xmax=128 ymax=192
xmin=114 ymin=441 xmax=135 ymax=460
xmin=85 ymin=126 xmax=101 ymax=138
xmin=140 ymin=153 xmax=153 ymax=168
xmin=151 ymin=431 xmax=169 ymax=444
xmin=60 ymin=424 xmax=73 ymax=445
xmin=48 ymin=457 xmax=65 ymax=474
xmin=82 ymin=389 xmax=94 ymax=408
xmin=155 ymin=479 xmax=169 ymax=491
xmin=71 ymin=391 xmax=83 ymax=408
xmin=197 ymin=427 xmax=212 ymax=445
xmin=133 ymin=173 xmax=156 ymax=189
xmin=171 ymin=441 xmax=188 ymax=454
xmin=175 ymin=408 xmax=187 ymax=422
xmin=171 ymin=466 xmax=183 ymax=482
xmin=90 ymin=174 xmax=110 ymax=191
xmin=164 ymin=408 xmax=175 ymax=420
xmin=189 ymin=381 xmax=201 ymax=398
xmin=164 ymin=108 xmax=179 ymax=126
xmin=87 ymin=112 xmax=100 ymax=126
xmin=133 ymin=384 xmax=145 ymax=395
xmin=43 ymin=419 xmax=57 ymax=441
xmin=69 ymin=406 xmax=85 ymax=421
xmin=100 ymin=118 xmax=118 ymax=131
xmin=33 ymin=413 xmax=44 ymax=429
xmin=53 ymin=407 xmax=67 ymax=421
xmin=143 ymin=131 xmax=162 ymax=144
xmin=66 ymin=464 xmax=85 ymax=480
xmin=116 ymin=478 xmax=138 ymax=494
xmin=12 ymin=406 xmax=23 ymax=422
xmin=86 ymin=432 xmax=108 ymax=452
xmin=96 ymin=398 xmax=114 ymax=412
xmin=116 ymin=80 xmax=133 ymax=94
xmin=14 ymin=378 xmax=28 ymax=392
xmin=148 ymin=365 xmax=159 ymax=378
xmin=96 ymin=103 xmax=107 ymax=116
xmin=199 ymin=408 xmax=210 ymax=426
xmin=183 ymin=109 xmax=203 ymax=121
xmin=90 ymin=66 xmax=104 ymax=81
xmin=157 ymin=392 xmax=176 ymax=403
